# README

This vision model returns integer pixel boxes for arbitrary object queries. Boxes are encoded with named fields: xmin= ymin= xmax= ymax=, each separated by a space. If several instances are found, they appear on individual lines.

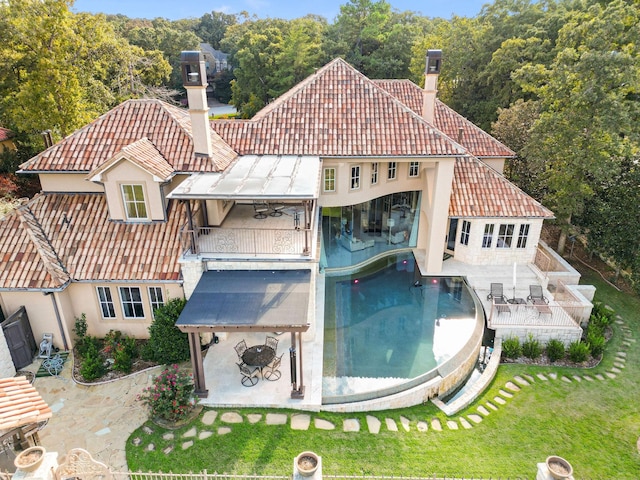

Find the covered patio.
xmin=175 ymin=269 xmax=320 ymax=405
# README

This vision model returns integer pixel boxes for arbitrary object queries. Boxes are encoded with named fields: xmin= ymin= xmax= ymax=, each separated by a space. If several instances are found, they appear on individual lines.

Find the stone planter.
xmin=14 ymin=446 xmax=46 ymax=472
xmin=296 ymin=451 xmax=319 ymax=477
xmin=546 ymin=455 xmax=573 ymax=479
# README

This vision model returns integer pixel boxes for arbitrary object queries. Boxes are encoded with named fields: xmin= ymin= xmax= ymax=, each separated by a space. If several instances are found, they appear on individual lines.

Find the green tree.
xmin=491 ymin=99 xmax=543 ymax=198
xmin=0 ymin=1 xmax=171 ymax=141
xmin=193 ymin=11 xmax=238 ymax=49
xmin=516 ymin=0 xmax=640 ymax=253
xmin=326 ymin=0 xmax=422 ymax=79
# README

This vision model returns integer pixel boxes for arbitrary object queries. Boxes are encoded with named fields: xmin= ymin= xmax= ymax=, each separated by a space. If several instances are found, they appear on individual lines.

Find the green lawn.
xmin=127 ymin=266 xmax=640 ymax=478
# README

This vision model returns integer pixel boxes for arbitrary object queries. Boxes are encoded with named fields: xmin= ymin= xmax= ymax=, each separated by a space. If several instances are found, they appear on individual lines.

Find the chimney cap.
xmin=180 ymin=51 xmax=206 ymax=87
xmin=426 ymin=50 xmax=442 ymax=75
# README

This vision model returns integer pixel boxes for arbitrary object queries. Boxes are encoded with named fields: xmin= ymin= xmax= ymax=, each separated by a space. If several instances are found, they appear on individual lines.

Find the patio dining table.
xmin=242 ymin=345 xmax=276 ymax=378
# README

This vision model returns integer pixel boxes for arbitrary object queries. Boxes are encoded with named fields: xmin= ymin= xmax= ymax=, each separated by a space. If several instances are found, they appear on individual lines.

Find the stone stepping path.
xmin=129 ymin=317 xmax=633 ymax=454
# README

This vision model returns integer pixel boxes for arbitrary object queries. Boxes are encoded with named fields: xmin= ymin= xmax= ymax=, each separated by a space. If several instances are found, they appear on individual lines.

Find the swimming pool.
xmin=323 ymin=251 xmax=481 ymax=404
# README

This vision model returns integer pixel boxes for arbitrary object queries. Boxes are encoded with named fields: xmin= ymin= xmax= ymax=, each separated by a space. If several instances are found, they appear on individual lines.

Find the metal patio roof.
xmin=168 ymin=155 xmax=321 ymax=200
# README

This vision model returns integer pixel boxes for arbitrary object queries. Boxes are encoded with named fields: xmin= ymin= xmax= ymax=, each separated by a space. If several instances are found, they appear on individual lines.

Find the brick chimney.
xmin=180 ymin=51 xmax=213 ymax=157
xmin=422 ymin=50 xmax=442 ymax=125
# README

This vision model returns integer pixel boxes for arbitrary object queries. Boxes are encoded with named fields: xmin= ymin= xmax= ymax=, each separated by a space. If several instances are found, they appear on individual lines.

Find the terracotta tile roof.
xmin=88 ymin=137 xmax=175 ymax=182
xmin=213 ymin=58 xmax=466 ymax=157
xmin=0 ymin=127 xmax=14 ymax=142
xmin=450 ymin=157 xmax=553 ymax=218
xmin=0 ymin=198 xmax=69 ymax=290
xmin=372 ymin=79 xmax=515 ymax=158
xmin=0 ymin=193 xmax=184 ymax=290
xmin=19 ymin=100 xmax=237 ymax=174
xmin=0 ymin=376 xmax=52 ymax=430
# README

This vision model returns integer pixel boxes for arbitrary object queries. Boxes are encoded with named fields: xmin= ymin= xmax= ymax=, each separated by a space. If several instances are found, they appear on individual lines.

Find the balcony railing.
xmin=180 ymin=227 xmax=311 ymax=257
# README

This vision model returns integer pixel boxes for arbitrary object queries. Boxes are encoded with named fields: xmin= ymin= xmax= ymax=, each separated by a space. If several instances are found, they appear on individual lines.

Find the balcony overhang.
xmin=168 ymin=154 xmax=321 ymax=200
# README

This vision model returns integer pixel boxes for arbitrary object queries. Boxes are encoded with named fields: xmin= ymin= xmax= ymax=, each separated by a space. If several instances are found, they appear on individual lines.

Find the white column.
xmin=421 ymin=159 xmax=455 ymax=274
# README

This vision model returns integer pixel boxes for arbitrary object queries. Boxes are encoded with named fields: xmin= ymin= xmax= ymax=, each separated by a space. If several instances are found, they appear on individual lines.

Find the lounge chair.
xmin=493 ymin=296 xmax=511 ymax=316
xmin=487 ymin=283 xmax=505 ymax=301
xmin=237 ymin=362 xmax=260 ymax=387
xmin=527 ymin=285 xmax=549 ymax=304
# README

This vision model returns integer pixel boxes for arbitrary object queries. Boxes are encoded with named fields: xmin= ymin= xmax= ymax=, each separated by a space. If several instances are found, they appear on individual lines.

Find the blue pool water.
xmin=323 ymin=252 xmax=478 ymax=399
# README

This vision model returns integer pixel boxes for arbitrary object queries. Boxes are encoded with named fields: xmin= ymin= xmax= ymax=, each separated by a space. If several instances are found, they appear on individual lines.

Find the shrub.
xmin=568 ymin=340 xmax=590 ymax=363
xmin=143 ymin=298 xmax=189 ymax=364
xmin=502 ymin=336 xmax=522 ymax=359
xmin=586 ymin=330 xmax=606 ymax=358
xmin=113 ymin=337 xmax=138 ymax=373
xmin=73 ymin=313 xmax=88 ymax=339
xmin=546 ymin=339 xmax=565 ymax=362
xmin=76 ymin=335 xmax=101 ymax=359
xmin=80 ymin=342 xmax=106 ymax=380
xmin=522 ymin=334 xmax=542 ymax=360
xmin=137 ymin=364 xmax=195 ymax=422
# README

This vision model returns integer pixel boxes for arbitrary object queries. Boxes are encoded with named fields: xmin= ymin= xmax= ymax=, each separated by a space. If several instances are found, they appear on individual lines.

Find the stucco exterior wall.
xmin=318 ymin=159 xmax=434 ymax=207
xmin=0 ymin=282 xmax=184 ymax=349
xmin=0 ymin=327 xmax=17 ymax=378
xmin=0 ymin=292 xmax=61 ymax=350
xmin=453 ymin=218 xmax=543 ymax=265
xmin=39 ymin=173 xmax=104 ymax=193
xmin=100 ymin=161 xmax=168 ymax=221
xmin=63 ymin=282 xmax=184 ymax=340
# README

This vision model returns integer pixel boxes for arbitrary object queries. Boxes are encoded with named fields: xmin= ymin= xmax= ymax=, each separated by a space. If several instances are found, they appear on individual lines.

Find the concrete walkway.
xmin=18 ymin=313 xmax=634 ymax=471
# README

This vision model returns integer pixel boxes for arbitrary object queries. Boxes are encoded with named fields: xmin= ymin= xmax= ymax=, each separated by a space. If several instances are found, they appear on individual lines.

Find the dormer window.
xmin=121 ymin=184 xmax=148 ymax=220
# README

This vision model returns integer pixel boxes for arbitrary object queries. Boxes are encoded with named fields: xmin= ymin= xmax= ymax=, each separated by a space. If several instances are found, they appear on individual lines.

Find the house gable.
xmin=87 ymin=138 xmax=174 ymax=222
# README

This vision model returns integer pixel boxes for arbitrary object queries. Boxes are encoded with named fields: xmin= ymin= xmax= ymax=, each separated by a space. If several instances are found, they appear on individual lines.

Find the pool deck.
xmin=197 ymin=255 xmax=544 ymax=411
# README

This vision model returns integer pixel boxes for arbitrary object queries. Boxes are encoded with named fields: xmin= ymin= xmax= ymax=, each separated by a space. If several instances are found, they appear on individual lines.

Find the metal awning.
xmin=176 ymin=269 xmax=311 ymax=332
xmin=168 ymin=155 xmax=321 ymax=200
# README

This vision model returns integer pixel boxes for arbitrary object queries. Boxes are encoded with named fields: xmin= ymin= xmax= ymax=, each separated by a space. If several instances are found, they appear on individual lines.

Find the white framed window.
xmin=121 ymin=184 xmax=148 ymax=220
xmin=119 ymin=286 xmax=144 ymax=318
xmin=350 ymin=165 xmax=361 ymax=190
xmin=323 ymin=168 xmax=336 ymax=192
xmin=148 ymin=287 xmax=165 ymax=317
xmin=460 ymin=220 xmax=471 ymax=246
xmin=409 ymin=161 xmax=420 ymax=177
xmin=517 ymin=224 xmax=530 ymax=248
xmin=371 ymin=162 xmax=378 ymax=185
xmin=482 ymin=224 xmax=494 ymax=248
xmin=387 ymin=162 xmax=397 ymax=180
xmin=97 ymin=286 xmax=116 ymax=319
xmin=497 ymin=224 xmax=515 ymax=248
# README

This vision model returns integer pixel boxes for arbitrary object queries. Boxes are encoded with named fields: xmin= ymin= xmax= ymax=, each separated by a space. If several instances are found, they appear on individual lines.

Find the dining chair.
xmin=487 ymin=282 xmax=505 ymax=301
xmin=234 ymin=339 xmax=247 ymax=359
xmin=263 ymin=353 xmax=283 ymax=381
xmin=265 ymin=335 xmax=279 ymax=351
xmin=237 ymin=362 xmax=260 ymax=387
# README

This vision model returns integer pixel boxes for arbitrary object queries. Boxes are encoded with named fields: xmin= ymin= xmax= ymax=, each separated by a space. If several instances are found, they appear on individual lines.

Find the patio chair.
xmin=487 ymin=283 xmax=505 ymax=301
xmin=263 ymin=353 xmax=283 ymax=381
xmin=265 ymin=335 xmax=279 ymax=351
xmin=237 ymin=362 xmax=260 ymax=387
xmin=234 ymin=339 xmax=247 ymax=359
xmin=527 ymin=285 xmax=549 ymax=304
xmin=253 ymin=201 xmax=269 ymax=219
xmin=268 ymin=202 xmax=285 ymax=217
